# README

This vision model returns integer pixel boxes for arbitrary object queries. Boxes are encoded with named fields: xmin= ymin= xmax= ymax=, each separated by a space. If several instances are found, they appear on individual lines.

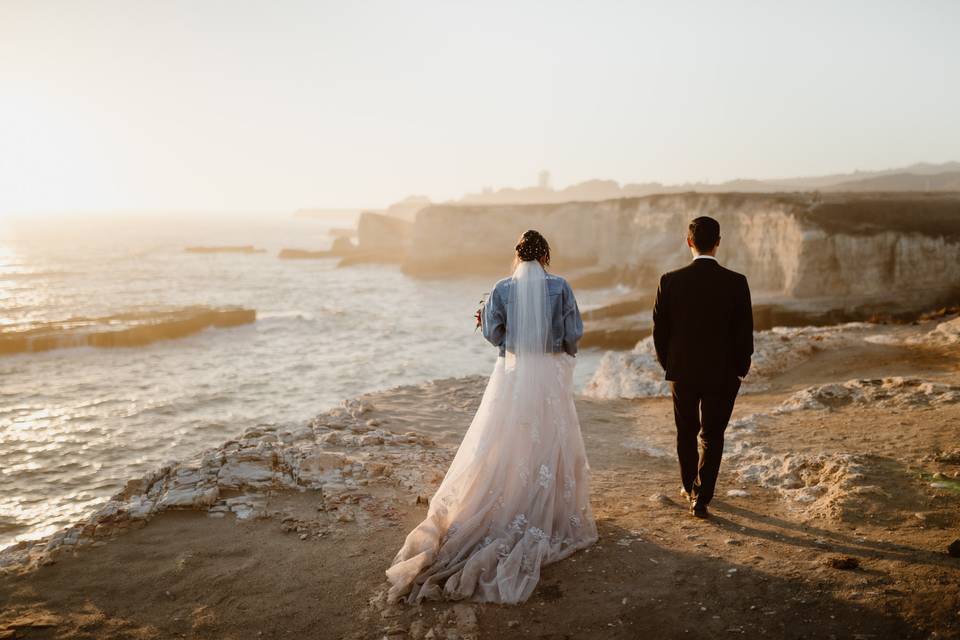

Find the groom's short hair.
xmin=688 ymin=216 xmax=721 ymax=252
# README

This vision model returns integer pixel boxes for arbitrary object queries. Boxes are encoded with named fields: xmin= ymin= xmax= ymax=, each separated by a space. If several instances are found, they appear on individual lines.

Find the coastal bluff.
xmin=385 ymin=192 xmax=960 ymax=316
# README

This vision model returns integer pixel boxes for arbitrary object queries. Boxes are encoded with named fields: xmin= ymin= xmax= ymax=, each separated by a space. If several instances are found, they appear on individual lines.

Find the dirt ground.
xmin=2 ymin=338 xmax=959 ymax=639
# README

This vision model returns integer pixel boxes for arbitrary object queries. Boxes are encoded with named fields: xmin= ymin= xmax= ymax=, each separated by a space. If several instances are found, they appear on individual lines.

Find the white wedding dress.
xmin=386 ymin=261 xmax=597 ymax=604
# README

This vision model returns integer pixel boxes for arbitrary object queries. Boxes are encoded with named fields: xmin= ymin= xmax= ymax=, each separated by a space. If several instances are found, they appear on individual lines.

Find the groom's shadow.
xmin=475 ymin=520 xmax=925 ymax=640
xmin=708 ymin=501 xmax=952 ymax=570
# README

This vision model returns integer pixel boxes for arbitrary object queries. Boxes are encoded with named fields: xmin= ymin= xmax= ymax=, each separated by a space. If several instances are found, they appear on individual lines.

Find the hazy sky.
xmin=1 ymin=1 xmax=958 ymax=214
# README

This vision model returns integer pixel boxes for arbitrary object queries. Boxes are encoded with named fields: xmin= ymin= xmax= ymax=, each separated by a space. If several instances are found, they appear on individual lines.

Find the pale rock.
xmin=318 ymin=431 xmax=345 ymax=446
xmin=775 ymin=377 xmax=960 ymax=414
xmin=362 ymin=461 xmax=391 ymax=478
xmin=225 ymin=496 xmax=268 ymax=520
xmin=158 ymin=485 xmax=219 ymax=509
xmin=218 ymin=460 xmax=275 ymax=489
xmin=294 ymin=449 xmax=349 ymax=487
xmin=93 ymin=501 xmax=122 ymax=522
xmin=127 ymin=497 xmax=155 ymax=520
xmin=726 ymin=410 xmax=896 ymax=522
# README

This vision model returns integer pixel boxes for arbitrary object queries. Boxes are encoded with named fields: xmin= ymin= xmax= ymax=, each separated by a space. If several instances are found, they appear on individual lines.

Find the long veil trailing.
xmin=386 ymin=260 xmax=597 ymax=604
xmin=505 ymin=259 xmax=550 ymax=410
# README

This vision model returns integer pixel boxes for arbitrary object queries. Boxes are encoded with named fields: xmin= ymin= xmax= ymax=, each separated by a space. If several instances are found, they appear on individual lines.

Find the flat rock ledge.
xmin=0 ymin=398 xmax=452 ymax=575
xmin=725 ymin=377 xmax=960 ymax=523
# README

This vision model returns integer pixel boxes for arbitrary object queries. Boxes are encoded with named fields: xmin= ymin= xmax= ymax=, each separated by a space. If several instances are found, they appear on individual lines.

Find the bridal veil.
xmin=386 ymin=260 xmax=597 ymax=604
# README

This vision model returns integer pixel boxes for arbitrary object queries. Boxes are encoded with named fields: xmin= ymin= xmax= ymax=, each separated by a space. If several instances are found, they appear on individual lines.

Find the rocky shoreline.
xmin=0 ymin=395 xmax=453 ymax=576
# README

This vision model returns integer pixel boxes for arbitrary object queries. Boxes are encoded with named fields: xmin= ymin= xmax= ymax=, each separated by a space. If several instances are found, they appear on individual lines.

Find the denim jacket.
xmin=481 ymin=272 xmax=584 ymax=357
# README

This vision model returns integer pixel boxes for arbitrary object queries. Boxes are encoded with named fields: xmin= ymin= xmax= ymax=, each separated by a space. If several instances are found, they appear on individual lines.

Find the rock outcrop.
xmin=279 ymin=237 xmax=357 ymax=260
xmin=721 ymin=376 xmax=960 ymax=523
xmin=335 ymin=212 xmax=415 ymax=266
xmin=0 ymin=306 xmax=256 ymax=355
xmin=184 ymin=246 xmax=266 ymax=254
xmin=774 ymin=377 xmax=960 ymax=414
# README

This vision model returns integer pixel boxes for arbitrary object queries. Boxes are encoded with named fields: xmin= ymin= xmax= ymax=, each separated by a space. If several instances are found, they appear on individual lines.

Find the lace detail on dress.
xmin=537 ymin=464 xmax=553 ymax=489
xmin=521 ymin=554 xmax=535 ymax=574
xmin=509 ymin=514 xmax=528 ymax=533
xmin=518 ymin=460 xmax=530 ymax=486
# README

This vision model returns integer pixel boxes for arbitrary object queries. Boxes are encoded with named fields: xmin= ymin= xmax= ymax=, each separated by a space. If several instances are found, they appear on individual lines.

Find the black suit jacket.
xmin=652 ymin=258 xmax=753 ymax=388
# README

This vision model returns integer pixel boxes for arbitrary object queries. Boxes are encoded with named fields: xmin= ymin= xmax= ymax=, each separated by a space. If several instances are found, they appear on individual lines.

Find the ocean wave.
xmin=0 ymin=270 xmax=78 ymax=281
xmin=257 ymin=310 xmax=316 ymax=322
xmin=584 ymin=322 xmax=878 ymax=399
xmin=0 ymin=515 xmax=26 ymax=535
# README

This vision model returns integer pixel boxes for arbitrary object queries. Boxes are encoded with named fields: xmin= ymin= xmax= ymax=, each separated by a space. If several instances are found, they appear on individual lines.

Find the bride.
xmin=386 ymin=230 xmax=598 ymax=604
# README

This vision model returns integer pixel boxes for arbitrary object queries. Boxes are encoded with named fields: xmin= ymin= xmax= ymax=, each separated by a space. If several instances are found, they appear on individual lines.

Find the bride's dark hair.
xmin=514 ymin=230 xmax=551 ymax=267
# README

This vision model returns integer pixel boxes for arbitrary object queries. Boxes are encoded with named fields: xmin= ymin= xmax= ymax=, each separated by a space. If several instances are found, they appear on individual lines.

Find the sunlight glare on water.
xmin=0 ymin=212 xmax=604 ymax=549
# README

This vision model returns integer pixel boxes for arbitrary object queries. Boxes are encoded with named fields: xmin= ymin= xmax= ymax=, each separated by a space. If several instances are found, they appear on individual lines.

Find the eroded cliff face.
xmin=788 ymin=230 xmax=960 ymax=302
xmin=400 ymin=193 xmax=960 ymax=312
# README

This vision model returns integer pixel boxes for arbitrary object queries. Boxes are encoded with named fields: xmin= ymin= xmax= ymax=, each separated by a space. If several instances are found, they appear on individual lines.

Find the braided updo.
xmin=515 ymin=229 xmax=551 ymax=266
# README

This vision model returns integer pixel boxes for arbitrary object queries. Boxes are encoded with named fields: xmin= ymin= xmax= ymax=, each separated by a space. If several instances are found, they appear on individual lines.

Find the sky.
xmin=1 ymin=0 xmax=958 ymax=214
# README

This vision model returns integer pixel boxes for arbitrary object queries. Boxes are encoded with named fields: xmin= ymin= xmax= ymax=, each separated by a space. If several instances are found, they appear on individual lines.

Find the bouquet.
xmin=474 ymin=294 xmax=488 ymax=332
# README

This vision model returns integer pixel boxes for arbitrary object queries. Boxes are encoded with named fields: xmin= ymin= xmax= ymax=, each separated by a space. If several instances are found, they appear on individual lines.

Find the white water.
xmin=0 ymin=213 xmax=603 ymax=549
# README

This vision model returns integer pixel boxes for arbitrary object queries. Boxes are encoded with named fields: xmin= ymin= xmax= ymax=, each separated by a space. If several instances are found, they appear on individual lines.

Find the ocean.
xmin=0 ymin=212 xmax=605 ymax=549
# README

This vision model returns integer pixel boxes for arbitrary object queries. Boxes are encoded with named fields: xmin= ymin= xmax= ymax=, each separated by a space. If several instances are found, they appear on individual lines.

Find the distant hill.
xmin=824 ymin=171 xmax=960 ymax=192
xmin=769 ymin=162 xmax=960 ymax=190
xmin=293 ymin=162 xmax=960 ymax=222
xmin=450 ymin=162 xmax=960 ymax=206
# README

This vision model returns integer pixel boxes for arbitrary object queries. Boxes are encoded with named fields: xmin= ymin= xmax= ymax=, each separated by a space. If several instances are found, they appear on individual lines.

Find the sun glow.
xmin=2 ymin=2 xmax=959 ymax=214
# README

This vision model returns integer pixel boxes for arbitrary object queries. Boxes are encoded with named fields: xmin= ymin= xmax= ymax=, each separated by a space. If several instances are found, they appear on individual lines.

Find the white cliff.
xmin=399 ymin=193 xmax=960 ymax=315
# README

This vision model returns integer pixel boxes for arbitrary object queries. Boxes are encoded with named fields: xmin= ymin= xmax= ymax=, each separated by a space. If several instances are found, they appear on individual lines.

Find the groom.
xmin=652 ymin=216 xmax=753 ymax=518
